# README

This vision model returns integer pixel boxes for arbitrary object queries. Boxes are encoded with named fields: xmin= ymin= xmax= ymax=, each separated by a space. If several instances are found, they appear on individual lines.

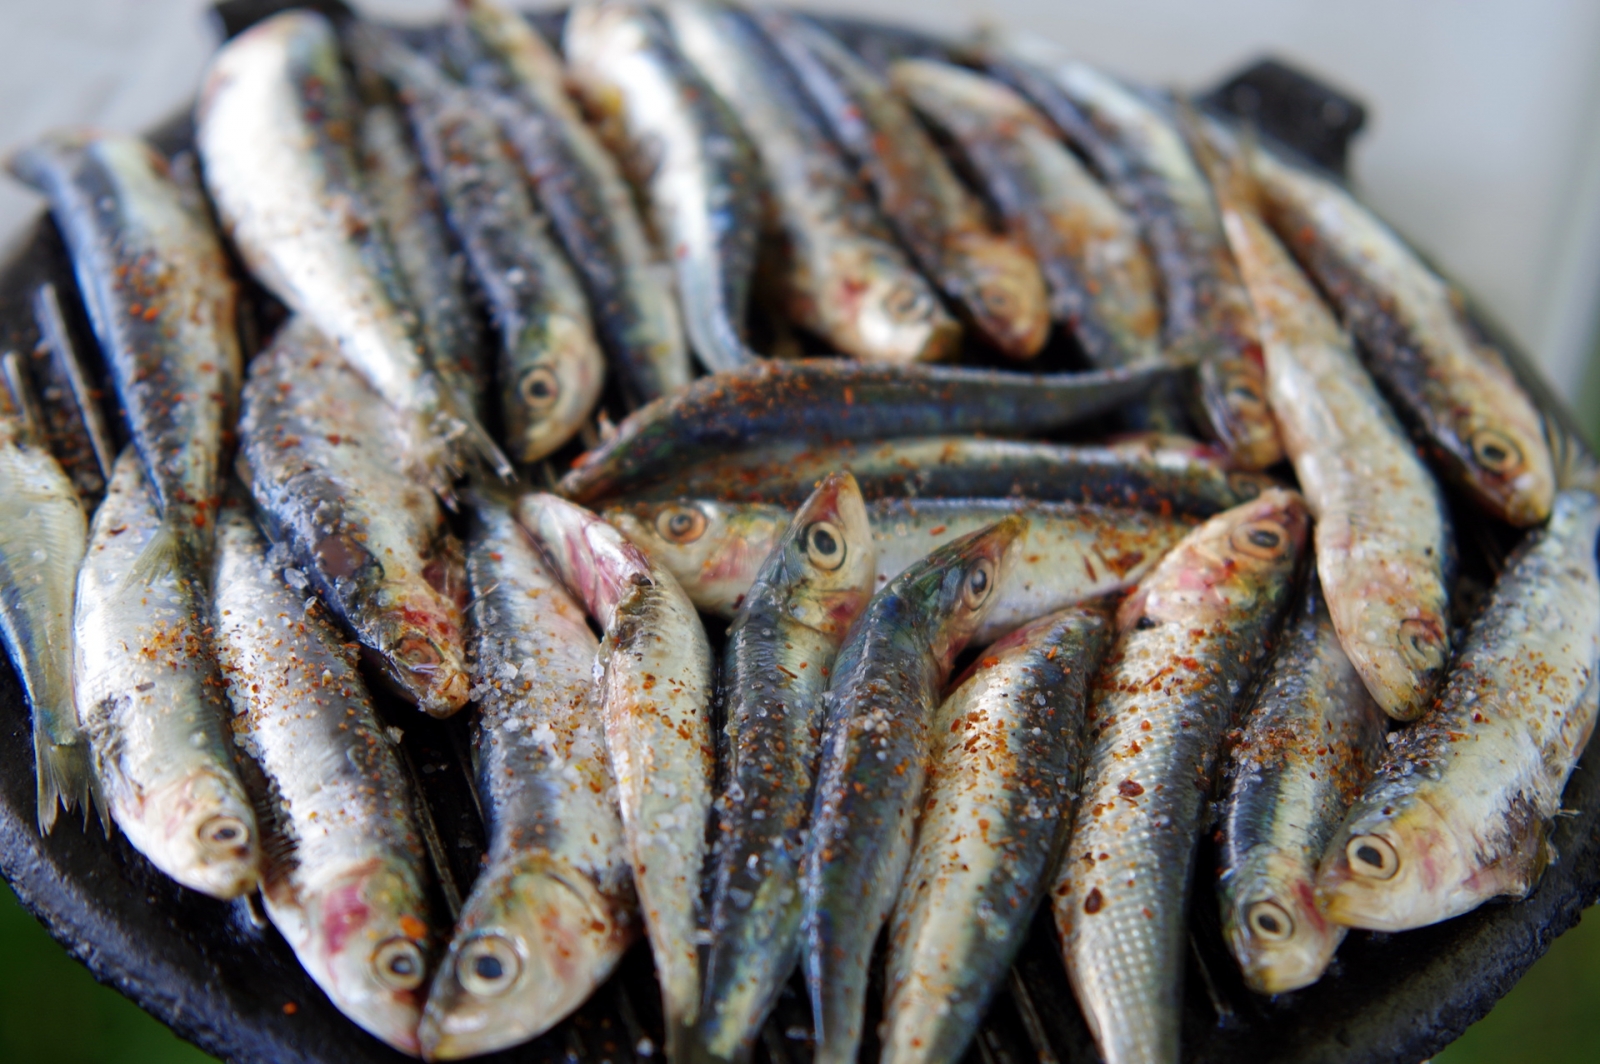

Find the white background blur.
xmin=3 ymin=0 xmax=1599 ymax=397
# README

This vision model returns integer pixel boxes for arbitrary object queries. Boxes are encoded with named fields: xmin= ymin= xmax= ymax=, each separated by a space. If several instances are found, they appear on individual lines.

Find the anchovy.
xmin=8 ymin=130 xmax=240 ymax=578
xmin=212 ymin=503 xmax=432 ymax=1055
xmin=420 ymin=491 xmax=636 ymax=1060
xmin=196 ymin=10 xmax=509 ymax=492
xmin=693 ymin=473 xmax=878 ymax=1064
xmin=349 ymin=26 xmax=605 ymax=464
xmin=519 ymin=493 xmax=714 ymax=1055
xmin=558 ymin=358 xmax=1179 ymax=502
xmin=237 ymin=317 xmax=470 ymax=716
xmin=357 ymin=101 xmax=489 ymax=419
xmin=1241 ymin=136 xmax=1555 ymax=526
xmin=802 ymin=516 xmax=1026 ymax=1064
xmin=759 ymin=12 xmax=1051 ymax=360
xmin=1204 ymin=138 xmax=1453 ymax=721
xmin=621 ymin=434 xmax=1275 ymax=515
xmin=563 ymin=0 xmax=763 ymax=373
xmin=1316 ymin=490 xmax=1600 ymax=931
xmin=884 ymin=605 xmax=1111 ymax=1064
xmin=1037 ymin=62 xmax=1281 ymax=468
xmin=890 ymin=59 xmax=1162 ymax=369
xmin=667 ymin=1 xmax=959 ymax=366
xmin=451 ymin=0 xmax=691 ymax=406
xmin=1217 ymin=574 xmax=1385 ymax=994
xmin=74 ymin=449 xmax=260 ymax=899
xmin=610 ymin=496 xmax=1191 ymax=640
xmin=0 ymin=406 xmax=92 ymax=831
xmin=1053 ymin=489 xmax=1307 ymax=1064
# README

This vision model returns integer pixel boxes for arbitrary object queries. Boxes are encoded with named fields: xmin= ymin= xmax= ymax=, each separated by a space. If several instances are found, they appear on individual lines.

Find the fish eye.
xmin=803 ymin=520 xmax=846 ymax=570
xmin=963 ymin=559 xmax=996 ymax=609
xmin=519 ymin=366 xmax=561 ymax=412
xmin=1227 ymin=473 xmax=1267 ymax=501
xmin=883 ymin=282 xmax=931 ymax=321
xmin=1346 ymin=834 xmax=1399 ymax=880
xmin=1246 ymin=899 xmax=1294 ymax=941
xmin=456 ymin=932 xmax=522 ymax=997
xmin=1470 ymin=428 xmax=1523 ymax=474
xmin=197 ymin=815 xmax=249 ymax=852
xmin=655 ymin=505 xmax=707 ymax=544
xmin=1229 ymin=520 xmax=1288 ymax=559
xmin=372 ymin=936 xmax=427 ymax=991
xmin=1397 ymin=617 xmax=1445 ymax=671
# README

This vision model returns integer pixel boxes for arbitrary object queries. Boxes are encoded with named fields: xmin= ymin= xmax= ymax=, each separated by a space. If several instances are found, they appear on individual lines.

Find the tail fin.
xmin=1178 ymin=100 xmax=1264 ymax=219
xmin=120 ymin=516 xmax=190 ymax=592
xmin=34 ymin=729 xmax=100 ymax=835
xmin=1546 ymin=413 xmax=1600 ymax=495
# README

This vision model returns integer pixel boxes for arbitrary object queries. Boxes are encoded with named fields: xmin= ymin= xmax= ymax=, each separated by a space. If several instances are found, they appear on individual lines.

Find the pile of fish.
xmin=0 ymin=2 xmax=1595 ymax=1063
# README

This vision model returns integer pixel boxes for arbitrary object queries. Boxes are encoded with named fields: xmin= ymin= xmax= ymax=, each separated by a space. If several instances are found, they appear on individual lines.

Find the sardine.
xmin=759 ymin=12 xmax=1050 ymax=360
xmin=8 ymin=130 xmax=240 ymax=578
xmin=420 ymin=491 xmax=635 ymax=1060
xmin=802 ymin=516 xmax=1026 ymax=1064
xmin=890 ymin=59 xmax=1162 ymax=370
xmin=74 ymin=449 xmax=260 ymax=898
xmin=237 ymin=317 xmax=470 ymax=716
xmin=1217 ymin=573 xmax=1385 ymax=994
xmin=196 ymin=10 xmax=510 ymax=492
xmin=1242 ymin=137 xmax=1555 ymax=525
xmin=0 ymin=406 xmax=93 ymax=831
xmin=349 ymin=26 xmax=605 ymax=464
xmin=694 ymin=473 xmax=877 ymax=1064
xmin=212 ymin=503 xmax=432 ymax=1056
xmin=1039 ymin=63 xmax=1280 ymax=468
xmin=451 ymin=0 xmax=691 ymax=406
xmin=884 ymin=605 xmax=1109 ymax=1064
xmin=1053 ymin=488 xmax=1307 ymax=1064
xmin=667 ymin=1 xmax=959 ymax=366
xmin=1205 ymin=138 xmax=1453 ymax=721
xmin=519 ymin=492 xmax=714 ymax=1055
xmin=558 ymin=358 xmax=1179 ymax=502
xmin=357 ymin=102 xmax=489 ymax=419
xmin=1316 ymin=490 xmax=1600 ymax=931
xmin=610 ymin=496 xmax=1191 ymax=641
xmin=622 ymin=434 xmax=1274 ymax=516
xmin=563 ymin=0 xmax=763 ymax=373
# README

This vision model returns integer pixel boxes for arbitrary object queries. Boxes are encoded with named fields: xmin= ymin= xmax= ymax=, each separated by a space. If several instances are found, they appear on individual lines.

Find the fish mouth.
xmin=419 ymin=855 xmax=634 ymax=1060
xmin=374 ymin=630 xmax=470 ymax=716
xmin=1226 ymin=876 xmax=1342 ymax=995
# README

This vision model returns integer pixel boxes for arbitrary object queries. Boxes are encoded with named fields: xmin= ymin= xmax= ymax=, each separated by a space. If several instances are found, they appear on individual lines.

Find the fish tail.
xmin=1179 ymin=101 xmax=1264 ymax=218
xmin=34 ymin=728 xmax=97 ymax=835
xmin=434 ymin=372 xmax=514 ymax=483
xmin=1545 ymin=413 xmax=1600 ymax=495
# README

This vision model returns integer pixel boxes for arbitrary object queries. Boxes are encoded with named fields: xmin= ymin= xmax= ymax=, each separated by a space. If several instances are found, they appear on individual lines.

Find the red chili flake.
xmin=928 ymin=525 xmax=947 ymax=536
xmin=283 ymin=1002 xmax=298 ymax=1016
xmin=1118 ymin=779 xmax=1145 ymax=798
xmin=1083 ymin=888 xmax=1104 ymax=914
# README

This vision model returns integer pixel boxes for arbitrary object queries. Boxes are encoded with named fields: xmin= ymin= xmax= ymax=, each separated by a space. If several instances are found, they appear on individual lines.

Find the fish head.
xmin=1118 ymin=487 xmax=1308 ymax=630
xmin=1221 ymin=849 xmax=1343 ymax=994
xmin=947 ymin=231 xmax=1051 ymax=359
xmin=367 ymin=544 xmax=470 ymax=717
xmin=765 ymin=472 xmax=877 ymax=638
xmin=898 ymin=514 xmax=1028 ymax=668
xmin=293 ymin=858 xmax=433 ymax=1056
xmin=839 ymin=250 xmax=962 ymax=364
xmin=122 ymin=768 xmax=260 ymax=899
xmin=1315 ymin=783 xmax=1547 ymax=932
xmin=1446 ymin=411 xmax=1555 ymax=528
xmin=1195 ymin=354 xmax=1283 ymax=470
xmin=520 ymin=493 xmax=652 ymax=629
xmin=418 ymin=855 xmax=633 ymax=1060
xmin=505 ymin=317 xmax=608 ymax=463
xmin=604 ymin=499 xmax=789 ymax=617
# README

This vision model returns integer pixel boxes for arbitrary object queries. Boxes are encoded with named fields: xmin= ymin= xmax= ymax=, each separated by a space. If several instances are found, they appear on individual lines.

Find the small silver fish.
xmin=197 ymin=10 xmax=509 ymax=494
xmin=74 ymin=449 xmax=259 ymax=899
xmin=420 ymin=491 xmax=636 ymax=1060
xmin=1317 ymin=491 xmax=1600 ymax=932
xmin=213 ymin=504 xmax=432 ymax=1056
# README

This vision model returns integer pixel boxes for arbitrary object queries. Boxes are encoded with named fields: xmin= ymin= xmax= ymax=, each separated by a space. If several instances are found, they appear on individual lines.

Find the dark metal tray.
xmin=2 ymin=4 xmax=1596 ymax=1063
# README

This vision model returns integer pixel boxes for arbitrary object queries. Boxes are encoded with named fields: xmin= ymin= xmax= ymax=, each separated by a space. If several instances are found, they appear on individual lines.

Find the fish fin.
xmin=120 ymin=517 xmax=191 ymax=592
xmin=1544 ymin=413 xmax=1600 ymax=495
xmin=434 ymin=372 xmax=515 ymax=484
xmin=33 ymin=730 xmax=96 ymax=835
xmin=1179 ymin=101 xmax=1265 ymax=219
